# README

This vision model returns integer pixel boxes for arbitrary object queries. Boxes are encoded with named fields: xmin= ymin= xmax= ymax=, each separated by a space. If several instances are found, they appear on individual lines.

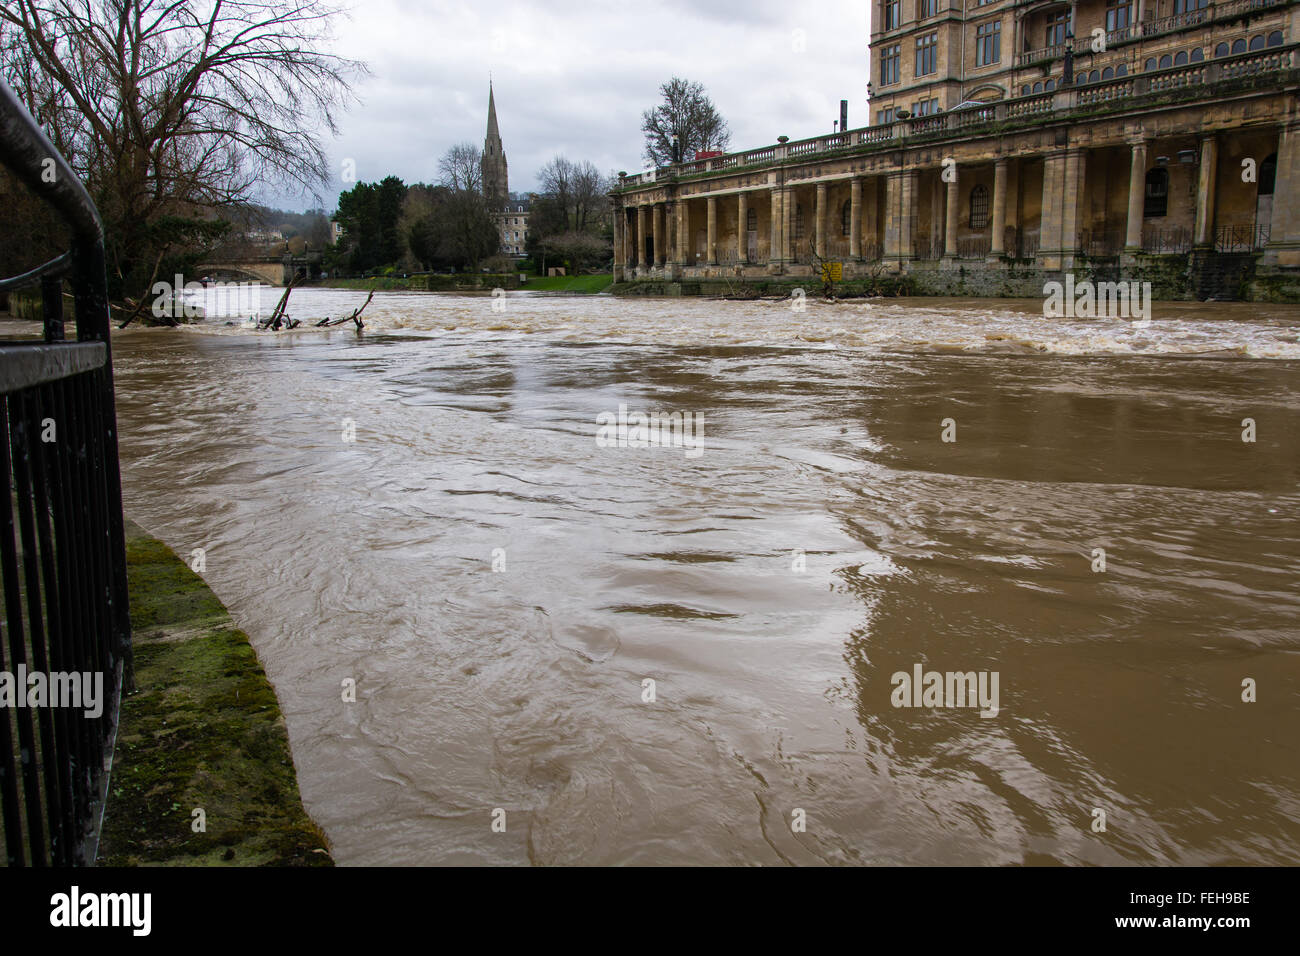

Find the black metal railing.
xmin=1215 ymin=223 xmax=1270 ymax=252
xmin=0 ymin=79 xmax=131 ymax=866
xmin=1142 ymin=226 xmax=1195 ymax=254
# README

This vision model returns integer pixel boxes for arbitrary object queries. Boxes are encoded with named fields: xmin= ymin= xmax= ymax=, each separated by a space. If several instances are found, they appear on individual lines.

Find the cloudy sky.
xmin=272 ymin=0 xmax=871 ymax=212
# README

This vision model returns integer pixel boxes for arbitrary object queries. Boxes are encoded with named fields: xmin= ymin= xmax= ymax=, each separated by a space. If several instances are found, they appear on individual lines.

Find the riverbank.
xmin=96 ymin=520 xmax=332 ymax=866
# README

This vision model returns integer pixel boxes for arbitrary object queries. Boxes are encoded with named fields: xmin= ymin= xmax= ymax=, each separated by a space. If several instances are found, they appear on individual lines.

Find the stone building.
xmin=612 ymin=0 xmax=1299 ymax=300
xmin=481 ymin=84 xmax=530 ymax=259
xmin=498 ymin=197 xmax=530 ymax=257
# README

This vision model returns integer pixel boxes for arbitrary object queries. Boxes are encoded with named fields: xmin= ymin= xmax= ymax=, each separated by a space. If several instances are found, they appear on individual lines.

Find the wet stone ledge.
xmin=96 ymin=520 xmax=332 ymax=866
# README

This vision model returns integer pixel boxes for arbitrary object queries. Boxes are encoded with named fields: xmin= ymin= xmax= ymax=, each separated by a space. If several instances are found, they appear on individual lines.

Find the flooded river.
xmin=106 ymin=289 xmax=1300 ymax=865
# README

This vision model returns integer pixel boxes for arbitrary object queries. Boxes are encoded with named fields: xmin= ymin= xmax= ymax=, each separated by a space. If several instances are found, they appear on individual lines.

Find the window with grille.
xmin=841 ymin=200 xmax=852 ymax=236
xmin=881 ymin=44 xmax=901 ymax=85
xmin=1046 ymin=11 xmax=1070 ymax=47
xmin=969 ymin=184 xmax=989 ymax=229
xmin=976 ymin=21 xmax=1000 ymax=66
xmin=747 ymin=208 xmax=757 ymax=231
xmin=794 ymin=205 xmax=805 ymax=240
xmin=883 ymin=0 xmax=901 ymax=30
xmin=1105 ymin=0 xmax=1131 ymax=31
xmin=916 ymin=33 xmax=938 ymax=76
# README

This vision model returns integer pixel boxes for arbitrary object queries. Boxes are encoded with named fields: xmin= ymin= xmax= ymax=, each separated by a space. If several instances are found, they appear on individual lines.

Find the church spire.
xmin=486 ymin=81 xmax=500 ymax=140
xmin=481 ymin=81 xmax=508 ymax=209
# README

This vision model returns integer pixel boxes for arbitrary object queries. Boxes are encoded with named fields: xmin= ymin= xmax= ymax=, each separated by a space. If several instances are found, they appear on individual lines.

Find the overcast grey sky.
xmin=274 ymin=0 xmax=870 ymax=212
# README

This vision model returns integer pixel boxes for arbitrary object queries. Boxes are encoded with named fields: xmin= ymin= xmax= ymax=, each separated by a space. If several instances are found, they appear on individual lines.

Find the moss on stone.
xmin=97 ymin=520 xmax=332 ymax=866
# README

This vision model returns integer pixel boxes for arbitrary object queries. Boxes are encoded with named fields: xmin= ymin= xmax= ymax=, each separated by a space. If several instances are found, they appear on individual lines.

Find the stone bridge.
xmin=195 ymin=254 xmax=320 ymax=287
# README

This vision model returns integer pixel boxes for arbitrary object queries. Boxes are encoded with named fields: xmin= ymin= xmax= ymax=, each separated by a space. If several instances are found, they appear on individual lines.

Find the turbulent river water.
xmin=97 ymin=289 xmax=1300 ymax=865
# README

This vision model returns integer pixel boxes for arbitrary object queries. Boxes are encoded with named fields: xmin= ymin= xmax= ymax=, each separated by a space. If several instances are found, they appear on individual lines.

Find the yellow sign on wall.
xmin=822 ymin=262 xmax=843 ymax=282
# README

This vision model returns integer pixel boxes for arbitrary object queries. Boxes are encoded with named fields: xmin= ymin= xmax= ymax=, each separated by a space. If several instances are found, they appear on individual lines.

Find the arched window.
xmin=1089 ymin=69 xmax=1101 ymax=82
xmin=1215 ymin=42 xmax=1229 ymax=57
xmin=1145 ymin=57 xmax=1157 ymax=71
xmin=794 ymin=205 xmax=805 ymax=240
xmin=1267 ymin=31 xmax=1283 ymax=47
xmin=1260 ymin=153 xmax=1277 ymax=196
xmin=1174 ymin=51 xmax=1188 ymax=65
xmin=1102 ymin=66 xmax=1114 ymax=79
xmin=1144 ymin=168 xmax=1169 ymax=218
xmin=1033 ymin=81 xmax=1043 ymax=93
xmin=1022 ymin=84 xmax=1031 ymax=95
xmin=1116 ymin=64 xmax=1127 ymax=76
xmin=1249 ymin=34 xmax=1265 ymax=50
xmin=969 ymin=184 xmax=990 ymax=229
xmin=1159 ymin=54 xmax=1173 ymax=68
xmin=747 ymin=208 xmax=757 ymax=231
xmin=1190 ymin=48 xmax=1203 ymax=62
xmin=1232 ymin=38 xmax=1246 ymax=54
xmin=1045 ymin=78 xmax=1056 ymax=91
xmin=841 ymin=200 xmax=852 ymax=237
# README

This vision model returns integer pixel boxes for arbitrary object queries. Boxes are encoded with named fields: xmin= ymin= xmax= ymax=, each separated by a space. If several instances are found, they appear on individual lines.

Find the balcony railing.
xmin=0 ymin=80 xmax=132 ymax=867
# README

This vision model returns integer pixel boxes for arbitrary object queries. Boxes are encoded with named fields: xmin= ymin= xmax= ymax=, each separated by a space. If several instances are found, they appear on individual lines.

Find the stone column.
xmin=737 ymin=192 xmax=749 ymax=264
xmin=652 ymin=203 xmax=663 ymax=266
xmin=634 ymin=206 xmax=646 ymax=268
xmin=849 ymin=178 xmax=863 ymax=260
xmin=613 ymin=203 xmax=625 ymax=280
xmin=884 ymin=170 xmax=916 ymax=268
xmin=769 ymin=187 xmax=782 ymax=270
xmin=677 ymin=200 xmax=690 ymax=267
xmin=781 ymin=186 xmax=794 ymax=263
xmin=815 ymin=183 xmax=827 ymax=258
xmin=1262 ymin=120 xmax=1300 ymax=267
xmin=863 ymin=177 xmax=879 ymax=259
xmin=1039 ymin=148 xmax=1086 ymax=270
xmin=943 ymin=165 xmax=959 ymax=260
xmin=990 ymin=159 xmax=1008 ymax=257
xmin=1005 ymin=161 xmax=1021 ymax=251
xmin=1194 ymin=136 xmax=1218 ymax=247
xmin=706 ymin=196 xmax=718 ymax=265
xmin=1124 ymin=141 xmax=1147 ymax=252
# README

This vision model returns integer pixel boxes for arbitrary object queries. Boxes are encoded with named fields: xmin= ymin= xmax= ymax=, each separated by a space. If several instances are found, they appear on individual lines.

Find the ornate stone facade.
xmin=612 ymin=0 xmax=1300 ymax=300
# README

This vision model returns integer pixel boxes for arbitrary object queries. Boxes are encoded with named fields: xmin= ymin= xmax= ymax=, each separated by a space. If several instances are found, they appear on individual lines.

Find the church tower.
xmin=481 ymin=83 xmax=508 ymax=210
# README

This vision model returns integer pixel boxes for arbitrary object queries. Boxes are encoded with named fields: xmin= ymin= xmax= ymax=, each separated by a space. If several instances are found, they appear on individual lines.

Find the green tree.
xmin=335 ymin=176 xmax=407 ymax=273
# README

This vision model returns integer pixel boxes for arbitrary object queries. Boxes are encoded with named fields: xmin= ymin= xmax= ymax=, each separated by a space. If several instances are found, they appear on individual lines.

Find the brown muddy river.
xmin=105 ymin=290 xmax=1300 ymax=865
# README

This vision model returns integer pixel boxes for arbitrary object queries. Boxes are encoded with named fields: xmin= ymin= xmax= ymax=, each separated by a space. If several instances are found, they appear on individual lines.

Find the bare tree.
xmin=641 ymin=77 xmax=730 ymax=168
xmin=0 ymin=0 xmax=364 ymax=299
xmin=438 ymin=142 xmax=484 ymax=194
xmin=538 ymin=156 xmax=609 ymax=233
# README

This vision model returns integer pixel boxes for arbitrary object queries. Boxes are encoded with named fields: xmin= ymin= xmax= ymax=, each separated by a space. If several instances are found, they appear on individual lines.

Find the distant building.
xmin=481 ymin=84 xmax=529 ymax=259
xmin=498 ymin=198 xmax=531 ymax=257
